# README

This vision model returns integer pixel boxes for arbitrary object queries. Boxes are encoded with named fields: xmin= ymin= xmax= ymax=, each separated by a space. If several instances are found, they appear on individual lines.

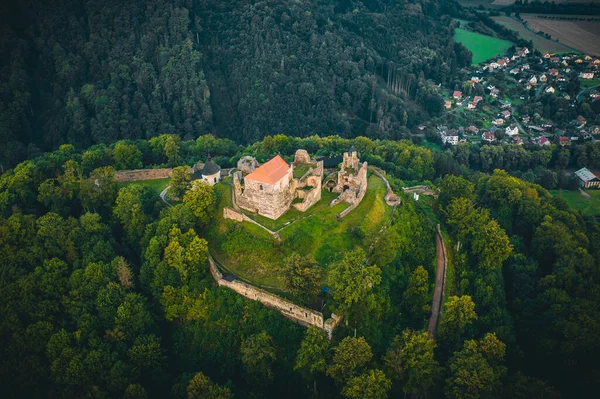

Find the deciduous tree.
xmin=327 ymin=336 xmax=372 ymax=384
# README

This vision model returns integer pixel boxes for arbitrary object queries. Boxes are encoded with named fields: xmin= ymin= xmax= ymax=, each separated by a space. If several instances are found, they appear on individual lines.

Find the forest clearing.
xmin=453 ymin=28 xmax=513 ymax=64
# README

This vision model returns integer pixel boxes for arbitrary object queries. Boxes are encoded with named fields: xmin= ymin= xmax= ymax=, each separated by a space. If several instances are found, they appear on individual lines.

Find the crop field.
xmin=551 ymin=189 xmax=600 ymax=216
xmin=206 ymin=174 xmax=393 ymax=290
xmin=492 ymin=16 xmax=573 ymax=52
xmin=492 ymin=0 xmax=600 ymax=4
xmin=522 ymin=15 xmax=600 ymax=55
xmin=453 ymin=28 xmax=513 ymax=64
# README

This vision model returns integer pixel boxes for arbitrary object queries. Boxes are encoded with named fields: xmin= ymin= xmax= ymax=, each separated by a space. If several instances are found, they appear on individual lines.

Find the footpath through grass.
xmin=206 ymin=174 xmax=392 ymax=290
xmin=453 ymin=28 xmax=513 ymax=64
xmin=551 ymin=189 xmax=600 ymax=216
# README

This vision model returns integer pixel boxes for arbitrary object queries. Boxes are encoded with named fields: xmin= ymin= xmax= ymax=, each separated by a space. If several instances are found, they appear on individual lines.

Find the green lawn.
xmin=551 ymin=189 xmax=600 ymax=216
xmin=580 ymin=79 xmax=600 ymax=89
xmin=206 ymin=174 xmax=393 ymax=291
xmin=118 ymin=178 xmax=170 ymax=194
xmin=453 ymin=28 xmax=513 ymax=65
xmin=421 ymin=140 xmax=442 ymax=152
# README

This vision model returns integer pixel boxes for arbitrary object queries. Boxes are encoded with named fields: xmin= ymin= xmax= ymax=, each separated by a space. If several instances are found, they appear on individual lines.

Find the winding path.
xmin=427 ymin=224 xmax=448 ymax=337
xmin=159 ymin=185 xmax=172 ymax=207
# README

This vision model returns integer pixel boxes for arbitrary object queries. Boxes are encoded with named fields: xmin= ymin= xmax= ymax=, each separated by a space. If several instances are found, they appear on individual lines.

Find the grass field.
xmin=421 ymin=140 xmax=442 ymax=152
xmin=551 ymin=189 xmax=600 ymax=215
xmin=491 ymin=16 xmax=573 ymax=53
xmin=118 ymin=178 xmax=170 ymax=194
xmin=453 ymin=28 xmax=513 ymax=64
xmin=581 ymin=79 xmax=600 ymax=88
xmin=207 ymin=174 xmax=392 ymax=290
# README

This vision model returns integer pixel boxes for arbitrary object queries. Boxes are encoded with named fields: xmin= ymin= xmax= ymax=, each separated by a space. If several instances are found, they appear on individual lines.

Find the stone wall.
xmin=293 ymin=186 xmax=321 ymax=212
xmin=115 ymin=168 xmax=172 ymax=182
xmin=209 ymin=256 xmax=340 ymax=337
xmin=223 ymin=207 xmax=245 ymax=222
xmin=292 ymin=161 xmax=323 ymax=212
xmin=336 ymin=162 xmax=368 ymax=219
xmin=237 ymin=167 xmax=295 ymax=220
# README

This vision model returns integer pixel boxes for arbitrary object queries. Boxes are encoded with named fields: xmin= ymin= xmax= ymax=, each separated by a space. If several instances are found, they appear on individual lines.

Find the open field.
xmin=492 ymin=16 xmax=574 ymax=52
xmin=207 ymin=174 xmax=393 ymax=289
xmin=522 ymin=15 xmax=600 ymax=55
xmin=581 ymin=79 xmax=600 ymax=88
xmin=551 ymin=189 xmax=600 ymax=216
xmin=453 ymin=28 xmax=513 ymax=64
xmin=117 ymin=178 xmax=170 ymax=193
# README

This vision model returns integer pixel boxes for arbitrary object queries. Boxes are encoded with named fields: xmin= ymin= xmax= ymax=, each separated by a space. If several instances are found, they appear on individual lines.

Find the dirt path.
xmin=159 ymin=186 xmax=172 ymax=207
xmin=428 ymin=225 xmax=448 ymax=337
xmin=580 ymin=188 xmax=591 ymax=199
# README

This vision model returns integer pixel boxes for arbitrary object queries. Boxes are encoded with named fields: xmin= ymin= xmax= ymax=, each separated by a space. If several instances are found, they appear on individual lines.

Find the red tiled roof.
xmin=245 ymin=155 xmax=290 ymax=185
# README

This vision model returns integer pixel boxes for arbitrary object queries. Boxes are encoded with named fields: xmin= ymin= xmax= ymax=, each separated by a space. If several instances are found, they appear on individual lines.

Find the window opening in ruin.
xmin=260 ymin=184 xmax=263 ymax=190
xmin=214 ymin=177 xmax=217 ymax=183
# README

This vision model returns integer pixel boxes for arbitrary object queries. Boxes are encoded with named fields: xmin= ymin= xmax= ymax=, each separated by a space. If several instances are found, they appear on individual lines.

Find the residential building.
xmin=574 ymin=167 xmax=600 ymax=188
xmin=506 ymin=125 xmax=519 ymax=136
xmin=482 ymin=131 xmax=496 ymax=142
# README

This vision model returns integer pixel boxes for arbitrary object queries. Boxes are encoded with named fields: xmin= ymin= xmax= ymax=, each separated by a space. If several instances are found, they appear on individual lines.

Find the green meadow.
xmin=453 ymin=28 xmax=513 ymax=64
xmin=551 ymin=189 xmax=600 ymax=216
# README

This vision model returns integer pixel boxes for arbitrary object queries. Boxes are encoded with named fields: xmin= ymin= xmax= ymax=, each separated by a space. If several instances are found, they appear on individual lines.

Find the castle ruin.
xmin=325 ymin=145 xmax=369 ymax=215
xmin=233 ymin=150 xmax=323 ymax=220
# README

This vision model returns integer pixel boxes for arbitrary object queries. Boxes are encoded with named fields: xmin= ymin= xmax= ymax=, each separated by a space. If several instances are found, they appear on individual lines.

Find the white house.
xmin=580 ymin=72 xmax=595 ymax=80
xmin=200 ymin=154 xmax=221 ymax=186
xmin=545 ymin=86 xmax=555 ymax=94
xmin=506 ymin=125 xmax=519 ymax=136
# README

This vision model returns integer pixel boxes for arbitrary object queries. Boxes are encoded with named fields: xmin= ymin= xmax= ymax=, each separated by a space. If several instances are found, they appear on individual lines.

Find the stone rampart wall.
xmin=293 ymin=186 xmax=321 ymax=212
xmin=208 ymin=256 xmax=325 ymax=329
xmin=337 ymin=162 xmax=368 ymax=219
xmin=115 ymin=168 xmax=172 ymax=182
xmin=223 ymin=207 xmax=245 ymax=222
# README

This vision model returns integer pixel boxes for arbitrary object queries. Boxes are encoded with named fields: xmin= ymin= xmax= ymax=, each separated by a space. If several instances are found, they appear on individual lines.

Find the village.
xmin=432 ymin=46 xmax=600 ymax=148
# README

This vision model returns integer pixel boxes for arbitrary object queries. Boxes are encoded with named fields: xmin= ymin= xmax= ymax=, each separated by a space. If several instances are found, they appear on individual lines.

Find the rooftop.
xmin=201 ymin=154 xmax=221 ymax=176
xmin=245 ymin=154 xmax=290 ymax=184
xmin=575 ymin=167 xmax=599 ymax=182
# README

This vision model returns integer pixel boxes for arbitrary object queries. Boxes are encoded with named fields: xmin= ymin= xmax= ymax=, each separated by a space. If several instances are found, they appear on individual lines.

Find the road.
xmin=577 ymin=84 xmax=600 ymax=102
xmin=427 ymin=225 xmax=448 ymax=337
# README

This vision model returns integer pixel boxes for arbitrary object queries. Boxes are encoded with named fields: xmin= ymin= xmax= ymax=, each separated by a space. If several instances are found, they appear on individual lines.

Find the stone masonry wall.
xmin=209 ymin=256 xmax=332 ymax=331
xmin=238 ymin=167 xmax=295 ymax=220
xmin=115 ymin=168 xmax=172 ymax=182
xmin=337 ymin=162 xmax=368 ymax=219
xmin=223 ymin=207 xmax=245 ymax=222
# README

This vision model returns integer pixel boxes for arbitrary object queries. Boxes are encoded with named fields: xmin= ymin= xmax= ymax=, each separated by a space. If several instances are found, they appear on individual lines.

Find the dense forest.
xmin=2 ymin=0 xmax=600 ymax=398
xmin=0 ymin=0 xmax=472 ymax=168
xmin=1 ymin=134 xmax=599 ymax=398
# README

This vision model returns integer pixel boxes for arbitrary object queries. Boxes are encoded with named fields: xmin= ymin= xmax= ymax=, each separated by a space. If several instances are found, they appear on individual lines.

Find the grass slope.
xmin=454 ymin=28 xmax=513 ymax=64
xmin=118 ymin=178 xmax=170 ymax=194
xmin=551 ymin=189 xmax=600 ymax=216
xmin=207 ymin=174 xmax=392 ymax=290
